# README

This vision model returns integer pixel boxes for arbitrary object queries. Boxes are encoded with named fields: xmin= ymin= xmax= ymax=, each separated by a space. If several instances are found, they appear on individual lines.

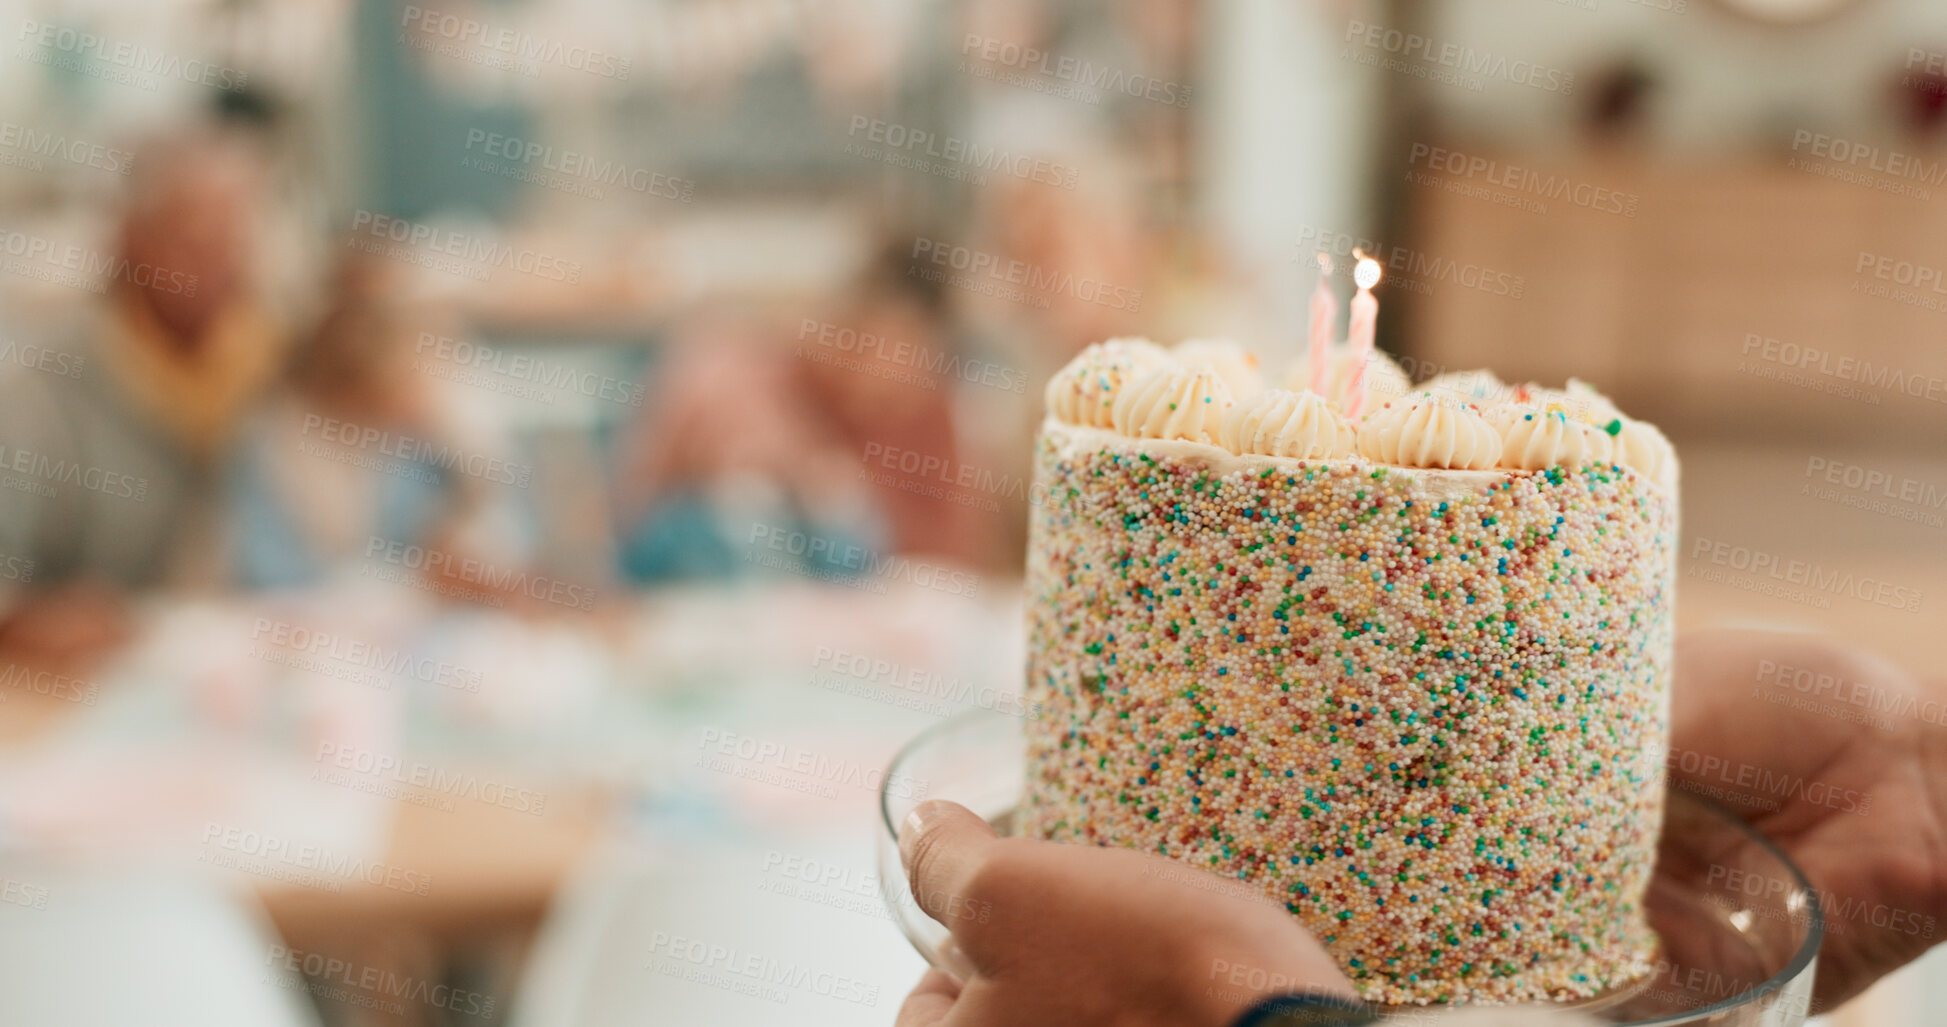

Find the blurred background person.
xmin=0 ymin=117 xmax=284 ymax=675
xmin=796 ymin=240 xmax=999 ymax=568
xmin=613 ymin=313 xmax=885 ymax=584
xmin=226 ymin=244 xmax=530 ymax=594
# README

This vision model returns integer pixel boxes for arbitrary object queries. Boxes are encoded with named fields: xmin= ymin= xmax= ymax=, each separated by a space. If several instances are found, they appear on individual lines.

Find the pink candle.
xmin=1307 ymin=253 xmax=1336 ymax=396
xmin=1343 ymin=250 xmax=1383 ymax=418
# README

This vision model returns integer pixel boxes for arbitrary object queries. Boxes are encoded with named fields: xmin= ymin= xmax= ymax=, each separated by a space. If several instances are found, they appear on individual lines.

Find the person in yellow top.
xmin=0 ymin=122 xmax=284 ymax=674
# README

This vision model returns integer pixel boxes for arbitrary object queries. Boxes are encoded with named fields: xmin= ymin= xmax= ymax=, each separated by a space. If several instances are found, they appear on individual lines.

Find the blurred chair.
xmin=0 ymin=871 xmax=318 ymax=1027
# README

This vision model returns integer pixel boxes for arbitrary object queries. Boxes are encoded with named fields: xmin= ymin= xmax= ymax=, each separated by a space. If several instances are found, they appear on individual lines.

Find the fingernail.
xmin=898 ymin=802 xmax=939 ymax=872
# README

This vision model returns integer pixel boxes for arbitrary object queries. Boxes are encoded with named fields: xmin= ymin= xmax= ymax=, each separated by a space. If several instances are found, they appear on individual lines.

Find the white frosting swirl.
xmin=1219 ymin=388 xmax=1357 ymax=459
xmin=1044 ymin=338 xmax=1170 ymax=428
xmin=1173 ymin=338 xmax=1265 ymax=400
xmin=1479 ymin=401 xmax=1526 ymax=436
xmin=1111 ymin=366 xmax=1233 ymax=444
xmin=1357 ymin=393 xmax=1502 ymax=470
xmin=1499 ymin=406 xmax=1618 ymax=470
xmin=1615 ymin=418 xmax=1676 ymax=488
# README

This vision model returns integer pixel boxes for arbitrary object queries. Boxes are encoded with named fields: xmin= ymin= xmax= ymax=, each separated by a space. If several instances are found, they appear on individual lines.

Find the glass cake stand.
xmin=877 ymin=709 xmax=1821 ymax=1026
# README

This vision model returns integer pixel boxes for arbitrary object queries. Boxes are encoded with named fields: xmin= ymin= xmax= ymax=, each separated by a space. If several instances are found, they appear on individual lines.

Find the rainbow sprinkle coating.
xmin=1022 ymin=423 xmax=1676 ymax=1005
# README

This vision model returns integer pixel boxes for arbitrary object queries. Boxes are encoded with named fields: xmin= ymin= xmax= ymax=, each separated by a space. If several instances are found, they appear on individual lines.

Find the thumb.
xmin=893 ymin=968 xmax=961 ymax=1027
xmin=898 ymin=800 xmax=998 ymax=926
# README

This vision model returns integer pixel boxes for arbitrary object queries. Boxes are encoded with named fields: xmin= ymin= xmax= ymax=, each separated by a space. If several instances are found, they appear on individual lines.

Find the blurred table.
xmin=0 ymin=575 xmax=1019 ymax=1025
xmin=2 ymin=559 xmax=1934 ymax=1026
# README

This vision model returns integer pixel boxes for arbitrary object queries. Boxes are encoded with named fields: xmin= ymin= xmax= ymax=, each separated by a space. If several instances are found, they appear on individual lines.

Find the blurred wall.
xmin=1426 ymin=0 xmax=1947 ymax=148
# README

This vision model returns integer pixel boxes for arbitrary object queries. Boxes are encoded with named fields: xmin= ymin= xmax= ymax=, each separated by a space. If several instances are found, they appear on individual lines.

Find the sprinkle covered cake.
xmin=1022 ymin=335 xmax=1677 ymax=1006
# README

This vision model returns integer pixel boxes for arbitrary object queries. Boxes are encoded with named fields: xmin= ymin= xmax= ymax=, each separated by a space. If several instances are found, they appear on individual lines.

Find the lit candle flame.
xmin=1353 ymin=248 xmax=1382 ymax=291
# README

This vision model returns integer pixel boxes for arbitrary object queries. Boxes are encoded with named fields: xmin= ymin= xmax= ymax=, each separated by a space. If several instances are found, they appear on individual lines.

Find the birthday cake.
xmin=1020 ymin=271 xmax=1677 ymax=1005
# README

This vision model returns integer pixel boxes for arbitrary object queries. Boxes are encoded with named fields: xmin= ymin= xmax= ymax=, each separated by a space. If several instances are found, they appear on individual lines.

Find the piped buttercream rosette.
xmin=1110 ymin=365 xmax=1234 ymax=445
xmin=1219 ymin=388 xmax=1357 ymax=459
xmin=1498 ymin=406 xmax=1618 ymax=470
xmin=1356 ymin=392 xmax=1501 ymax=470
xmin=1044 ymin=338 xmax=1170 ymax=428
xmin=1613 ymin=418 xmax=1677 ymax=488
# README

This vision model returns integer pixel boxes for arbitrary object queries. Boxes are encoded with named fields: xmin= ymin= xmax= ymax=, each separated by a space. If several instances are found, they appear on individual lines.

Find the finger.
xmin=899 ymin=800 xmax=998 ymax=925
xmin=894 ymin=969 xmax=961 ymax=1027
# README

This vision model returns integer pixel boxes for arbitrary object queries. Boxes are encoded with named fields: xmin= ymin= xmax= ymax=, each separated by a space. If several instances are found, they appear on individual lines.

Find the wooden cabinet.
xmin=1398 ymin=152 xmax=1947 ymax=442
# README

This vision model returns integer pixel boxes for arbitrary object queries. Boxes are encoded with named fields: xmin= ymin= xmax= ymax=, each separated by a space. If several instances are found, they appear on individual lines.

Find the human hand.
xmin=0 ymin=578 xmax=131 ymax=679
xmin=893 ymin=799 xmax=1357 ymax=1027
xmin=1671 ymin=628 xmax=1947 ymax=1011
